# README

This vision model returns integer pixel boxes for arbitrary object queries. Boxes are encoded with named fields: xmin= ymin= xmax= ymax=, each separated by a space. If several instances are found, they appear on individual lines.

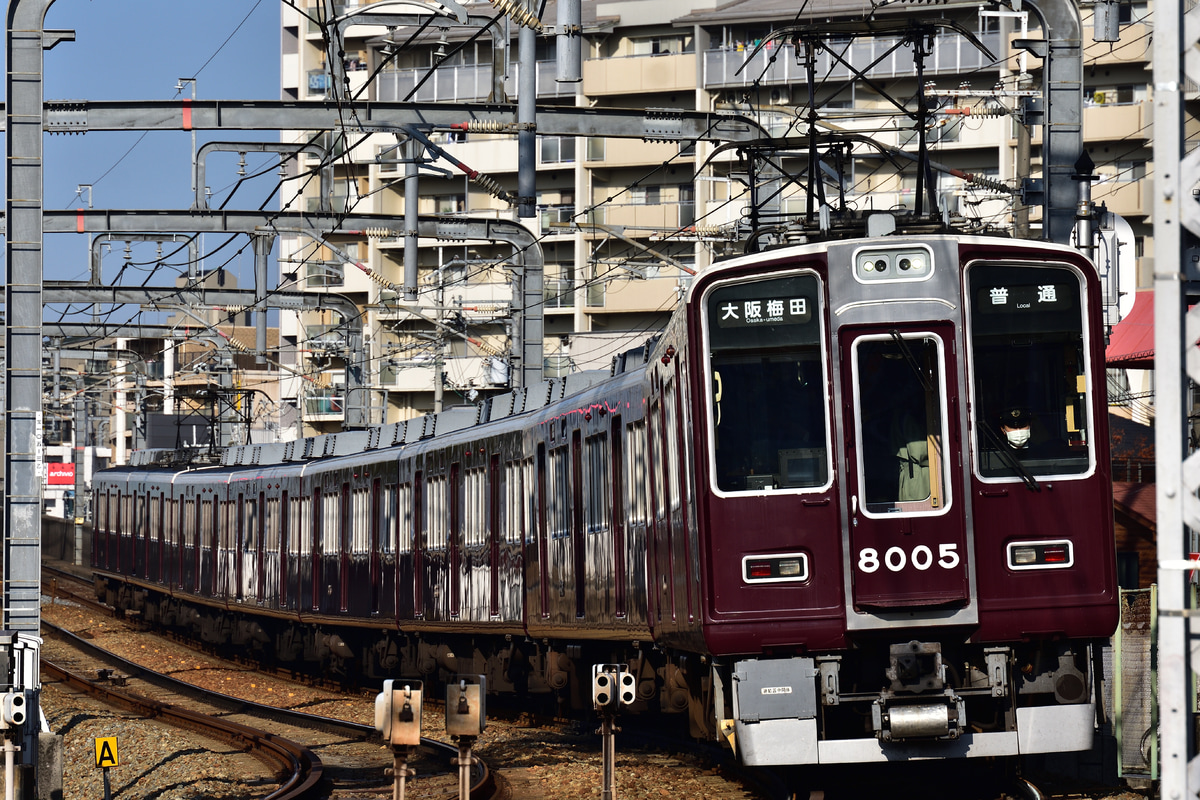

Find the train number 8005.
xmin=857 ymin=544 xmax=961 ymax=574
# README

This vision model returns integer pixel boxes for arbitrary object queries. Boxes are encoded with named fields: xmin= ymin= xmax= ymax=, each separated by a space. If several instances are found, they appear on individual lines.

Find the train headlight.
xmin=743 ymin=552 xmax=810 ymax=583
xmin=1007 ymin=540 xmax=1073 ymax=570
xmin=854 ymin=246 xmax=933 ymax=282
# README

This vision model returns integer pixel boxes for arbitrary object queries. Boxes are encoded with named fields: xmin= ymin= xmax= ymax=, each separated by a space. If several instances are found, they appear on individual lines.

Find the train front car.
xmin=689 ymin=235 xmax=1117 ymax=765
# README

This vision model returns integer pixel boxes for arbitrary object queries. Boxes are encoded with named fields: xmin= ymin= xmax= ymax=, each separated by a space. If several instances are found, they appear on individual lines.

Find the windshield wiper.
xmin=979 ymin=421 xmax=1041 ymax=492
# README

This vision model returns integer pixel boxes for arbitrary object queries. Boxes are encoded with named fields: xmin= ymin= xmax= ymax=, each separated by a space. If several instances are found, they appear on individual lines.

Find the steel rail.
xmin=40 ymin=569 xmax=495 ymax=798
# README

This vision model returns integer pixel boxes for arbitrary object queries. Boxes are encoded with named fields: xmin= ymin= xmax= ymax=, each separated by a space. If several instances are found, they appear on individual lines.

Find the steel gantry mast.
xmin=1153 ymin=0 xmax=1200 ymax=795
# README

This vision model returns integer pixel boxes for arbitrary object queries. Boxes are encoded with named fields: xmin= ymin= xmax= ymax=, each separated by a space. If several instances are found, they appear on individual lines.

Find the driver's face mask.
xmin=1005 ymin=427 xmax=1030 ymax=448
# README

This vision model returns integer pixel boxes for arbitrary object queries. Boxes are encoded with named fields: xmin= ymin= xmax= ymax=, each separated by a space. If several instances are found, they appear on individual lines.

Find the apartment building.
xmin=277 ymin=0 xmax=1156 ymax=435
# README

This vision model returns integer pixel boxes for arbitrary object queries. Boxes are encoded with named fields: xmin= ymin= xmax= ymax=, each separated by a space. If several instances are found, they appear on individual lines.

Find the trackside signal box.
xmin=445 ymin=675 xmax=486 ymax=737
xmin=374 ymin=680 xmax=422 ymax=747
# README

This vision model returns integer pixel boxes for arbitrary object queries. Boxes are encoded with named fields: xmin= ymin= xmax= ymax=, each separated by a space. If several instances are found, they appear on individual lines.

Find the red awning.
xmin=1106 ymin=290 xmax=1155 ymax=369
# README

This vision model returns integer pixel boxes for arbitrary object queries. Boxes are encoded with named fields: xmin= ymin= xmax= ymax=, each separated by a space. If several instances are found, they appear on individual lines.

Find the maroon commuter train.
xmin=92 ymin=232 xmax=1117 ymax=765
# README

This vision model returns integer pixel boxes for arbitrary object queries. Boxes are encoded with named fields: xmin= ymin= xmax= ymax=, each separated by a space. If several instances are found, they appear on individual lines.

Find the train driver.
xmin=1000 ymin=407 xmax=1032 ymax=449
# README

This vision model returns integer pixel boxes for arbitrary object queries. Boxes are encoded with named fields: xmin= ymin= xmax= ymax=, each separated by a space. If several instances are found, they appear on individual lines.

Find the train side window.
xmin=523 ymin=457 xmax=536 ymax=545
xmin=967 ymin=263 xmax=1091 ymax=478
xmin=626 ymin=420 xmax=648 ymax=525
xmin=704 ymin=272 xmax=829 ymax=493
xmin=663 ymin=378 xmax=681 ymax=511
xmin=427 ymin=474 xmax=446 ymax=550
xmin=547 ymin=445 xmax=570 ymax=540
xmin=586 ymin=431 xmax=610 ymax=534
xmin=504 ymin=461 xmax=519 ymax=545
xmin=648 ymin=401 xmax=665 ymax=519
xmin=324 ymin=484 xmax=339 ymax=555
xmin=200 ymin=499 xmax=212 ymax=551
xmin=299 ymin=496 xmax=311 ymax=557
xmin=266 ymin=497 xmax=280 ymax=554
xmin=466 ymin=466 xmax=486 ymax=547
xmin=382 ymin=483 xmax=397 ymax=555
xmin=398 ymin=483 xmax=413 ymax=554
xmin=354 ymin=486 xmax=369 ymax=554
xmin=245 ymin=494 xmax=257 ymax=555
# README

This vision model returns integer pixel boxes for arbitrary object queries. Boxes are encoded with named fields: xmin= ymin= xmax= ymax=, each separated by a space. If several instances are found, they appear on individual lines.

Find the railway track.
xmin=41 ymin=566 xmax=494 ymax=799
xmin=42 ymin=562 xmax=770 ymax=799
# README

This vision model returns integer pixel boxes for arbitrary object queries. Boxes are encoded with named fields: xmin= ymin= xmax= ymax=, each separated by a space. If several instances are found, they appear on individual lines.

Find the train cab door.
xmin=840 ymin=326 xmax=971 ymax=613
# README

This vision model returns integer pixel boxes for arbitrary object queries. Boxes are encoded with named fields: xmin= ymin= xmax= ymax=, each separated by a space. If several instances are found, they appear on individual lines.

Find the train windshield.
xmin=852 ymin=335 xmax=950 ymax=514
xmin=704 ymin=272 xmax=829 ymax=493
xmin=967 ymin=263 xmax=1092 ymax=478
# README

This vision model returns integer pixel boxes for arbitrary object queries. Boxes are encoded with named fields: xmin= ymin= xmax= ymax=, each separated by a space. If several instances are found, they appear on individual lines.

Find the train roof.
xmin=126 ymin=368 xmax=629 ymax=472
xmin=684 ymin=233 xmax=1089 ymax=304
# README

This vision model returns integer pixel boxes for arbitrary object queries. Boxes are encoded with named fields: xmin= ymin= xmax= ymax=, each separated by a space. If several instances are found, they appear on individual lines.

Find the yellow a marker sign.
xmin=94 ymin=737 xmax=119 ymax=769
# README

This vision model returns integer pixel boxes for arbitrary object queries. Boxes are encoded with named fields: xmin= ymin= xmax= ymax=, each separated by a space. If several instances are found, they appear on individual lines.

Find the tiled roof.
xmin=1113 ymin=481 xmax=1155 ymax=530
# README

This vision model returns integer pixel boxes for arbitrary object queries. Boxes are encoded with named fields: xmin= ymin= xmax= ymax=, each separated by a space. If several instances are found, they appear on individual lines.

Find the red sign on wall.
xmin=46 ymin=463 xmax=75 ymax=486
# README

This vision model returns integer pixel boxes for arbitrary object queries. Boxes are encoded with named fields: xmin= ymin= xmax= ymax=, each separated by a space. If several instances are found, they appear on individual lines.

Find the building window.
xmin=437 ymin=195 xmax=466 ymax=214
xmin=630 ymin=36 xmax=685 ymax=56
xmin=1102 ymin=160 xmax=1147 ymax=183
xmin=629 ymin=186 xmax=661 ymax=205
xmin=1086 ymin=85 xmax=1146 ymax=105
xmin=540 ymin=136 xmax=576 ymax=164
xmin=306 ymin=261 xmax=344 ymax=288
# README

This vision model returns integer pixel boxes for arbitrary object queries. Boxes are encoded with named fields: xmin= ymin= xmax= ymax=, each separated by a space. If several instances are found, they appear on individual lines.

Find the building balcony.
xmin=703 ymin=33 xmax=1001 ymax=89
xmin=375 ymin=60 xmax=573 ymax=104
xmin=583 ymin=52 xmax=696 ymax=96
xmin=587 ymin=272 xmax=683 ymax=313
xmin=585 ymin=201 xmax=696 ymax=231
xmin=1083 ymin=101 xmax=1151 ymax=143
xmin=380 ymin=355 xmax=508 ymax=392
xmin=584 ymin=137 xmax=689 ymax=167
xmin=1092 ymin=176 xmax=1152 ymax=218
xmin=1083 ymin=23 xmax=1149 ymax=66
xmin=303 ymin=388 xmax=344 ymax=420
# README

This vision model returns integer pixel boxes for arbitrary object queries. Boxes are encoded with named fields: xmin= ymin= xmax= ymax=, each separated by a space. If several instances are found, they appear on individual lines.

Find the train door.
xmin=413 ymin=472 xmax=424 ymax=616
xmin=450 ymin=462 xmax=462 ymax=618
xmin=648 ymin=388 xmax=672 ymax=623
xmin=571 ymin=430 xmax=585 ymax=619
xmin=667 ymin=362 xmax=696 ymax=623
xmin=257 ymin=491 xmax=267 ymax=603
xmin=611 ymin=416 xmax=627 ymax=618
xmin=189 ymin=496 xmax=200 ymax=592
xmin=131 ymin=492 xmax=143 ymax=577
xmin=536 ymin=444 xmax=549 ymax=618
xmin=175 ymin=499 xmax=185 ymax=589
xmin=154 ymin=494 xmax=164 ymax=582
xmin=371 ymin=478 xmax=382 ymax=613
xmin=340 ymin=482 xmax=351 ymax=613
xmin=840 ymin=326 xmax=970 ymax=612
xmin=203 ymin=495 xmax=216 ymax=596
xmin=489 ymin=454 xmax=501 ymax=618
xmin=280 ymin=491 xmax=290 ymax=608
xmin=92 ymin=491 xmax=103 ymax=570
xmin=311 ymin=488 xmax=323 ymax=611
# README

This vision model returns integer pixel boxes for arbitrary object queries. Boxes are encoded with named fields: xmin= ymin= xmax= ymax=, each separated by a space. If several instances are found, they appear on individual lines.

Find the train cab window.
xmin=704 ymin=272 xmax=829 ymax=493
xmin=967 ymin=264 xmax=1092 ymax=479
xmin=852 ymin=335 xmax=950 ymax=514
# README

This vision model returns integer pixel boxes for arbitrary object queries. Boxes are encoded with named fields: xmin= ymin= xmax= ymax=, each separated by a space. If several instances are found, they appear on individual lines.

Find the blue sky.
xmin=27 ymin=0 xmax=282 ymax=284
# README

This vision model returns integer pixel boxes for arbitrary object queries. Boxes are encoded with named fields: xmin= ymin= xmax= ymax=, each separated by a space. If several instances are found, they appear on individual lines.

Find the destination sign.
xmin=715 ymin=296 xmax=813 ymax=329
